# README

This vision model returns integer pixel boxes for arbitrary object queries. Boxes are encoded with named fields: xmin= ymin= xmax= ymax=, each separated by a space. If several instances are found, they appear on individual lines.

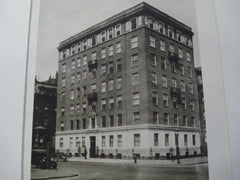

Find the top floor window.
xmin=83 ymin=40 xmax=87 ymax=50
xmin=101 ymin=31 xmax=106 ymax=42
xmin=168 ymin=26 xmax=174 ymax=39
xmin=178 ymin=48 xmax=183 ymax=59
xmin=115 ymin=24 xmax=121 ymax=36
xmin=92 ymin=36 xmax=96 ymax=46
xmin=159 ymin=22 xmax=165 ymax=34
xmin=176 ymin=31 xmax=181 ymax=42
xmin=186 ymin=51 xmax=191 ymax=62
xmin=71 ymin=60 xmax=75 ymax=70
xmin=148 ymin=17 xmax=153 ymax=29
xmin=108 ymin=45 xmax=114 ymax=56
xmin=131 ymin=18 xmax=137 ymax=30
xmin=131 ymin=36 xmax=138 ymax=49
xmin=108 ymin=28 xmax=113 ymax=39
xmin=62 ymin=63 xmax=66 ymax=73
xmin=150 ymin=36 xmax=156 ymax=48
xmin=116 ymin=42 xmax=121 ymax=53
xmin=91 ymin=52 xmax=96 ymax=60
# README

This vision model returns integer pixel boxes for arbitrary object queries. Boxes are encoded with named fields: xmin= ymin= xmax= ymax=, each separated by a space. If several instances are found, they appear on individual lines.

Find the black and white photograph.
xmin=30 ymin=0 xmax=209 ymax=179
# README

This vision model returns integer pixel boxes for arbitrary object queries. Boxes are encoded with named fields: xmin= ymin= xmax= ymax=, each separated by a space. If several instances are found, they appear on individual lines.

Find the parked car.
xmin=55 ymin=152 xmax=67 ymax=162
xmin=31 ymin=149 xmax=57 ymax=169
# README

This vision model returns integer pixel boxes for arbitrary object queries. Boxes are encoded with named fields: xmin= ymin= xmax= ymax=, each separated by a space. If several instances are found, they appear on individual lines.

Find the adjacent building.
xmin=32 ymin=75 xmax=57 ymax=152
xmin=55 ymin=2 xmax=202 ymax=159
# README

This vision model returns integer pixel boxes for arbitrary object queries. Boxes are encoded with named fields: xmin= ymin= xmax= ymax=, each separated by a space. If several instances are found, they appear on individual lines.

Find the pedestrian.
xmin=134 ymin=154 xmax=137 ymax=164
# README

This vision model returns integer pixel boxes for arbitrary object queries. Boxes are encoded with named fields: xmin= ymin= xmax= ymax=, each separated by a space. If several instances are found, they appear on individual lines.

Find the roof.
xmin=58 ymin=1 xmax=193 ymax=50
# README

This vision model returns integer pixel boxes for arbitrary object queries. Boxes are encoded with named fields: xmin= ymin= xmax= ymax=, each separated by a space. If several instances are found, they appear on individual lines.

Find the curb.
xmin=31 ymin=173 xmax=79 ymax=180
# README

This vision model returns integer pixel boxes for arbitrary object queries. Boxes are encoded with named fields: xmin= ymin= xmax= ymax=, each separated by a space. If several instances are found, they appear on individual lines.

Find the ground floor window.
xmin=117 ymin=135 xmax=122 ymax=147
xmin=60 ymin=138 xmax=63 ymax=148
xmin=134 ymin=134 xmax=140 ymax=147
xmin=165 ymin=134 xmax=169 ymax=146
xmin=109 ymin=135 xmax=114 ymax=147
xmin=102 ymin=136 xmax=106 ymax=147
xmin=154 ymin=133 xmax=158 ymax=146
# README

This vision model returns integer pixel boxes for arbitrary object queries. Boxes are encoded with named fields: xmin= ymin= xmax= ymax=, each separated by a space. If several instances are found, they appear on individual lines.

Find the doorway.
xmin=90 ymin=136 xmax=96 ymax=158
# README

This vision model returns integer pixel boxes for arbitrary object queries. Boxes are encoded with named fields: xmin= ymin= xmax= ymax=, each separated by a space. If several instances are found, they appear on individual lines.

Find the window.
xmin=169 ymin=44 xmax=175 ymax=52
xmin=148 ymin=17 xmax=153 ymax=29
xmin=61 ymin=107 xmax=65 ymax=116
xmin=150 ymin=36 xmax=156 ymax=48
xmin=171 ymin=78 xmax=177 ymax=88
xmin=168 ymin=26 xmax=174 ymax=38
xmin=190 ymin=100 xmax=195 ymax=111
xmin=101 ymin=31 xmax=106 ymax=42
xmin=183 ymin=116 xmax=187 ymax=127
xmin=160 ymin=40 xmax=165 ymax=51
xmin=102 ymin=116 xmax=106 ymax=127
xmin=60 ymin=122 xmax=64 ymax=131
xmin=184 ymin=135 xmax=188 ymax=146
xmin=101 ymin=64 xmax=106 ymax=76
xmin=76 ymin=73 xmax=81 ymax=83
xmin=154 ymin=134 xmax=159 ymax=146
xmin=189 ymin=83 xmax=193 ymax=94
xmin=131 ymin=36 xmax=138 ymax=48
xmin=151 ymin=72 xmax=157 ymax=85
xmin=109 ymin=62 xmax=114 ymax=74
xmin=162 ymin=76 xmax=167 ymax=88
xmin=82 ymin=136 xmax=86 ymax=146
xmin=91 ymin=52 xmax=96 ymax=60
xmin=132 ymin=92 xmax=140 ymax=105
xmin=173 ymin=97 xmax=178 ymax=109
xmin=171 ymin=62 xmax=177 ymax=73
xmin=180 ymin=81 xmax=185 ymax=92
xmin=108 ymin=79 xmax=114 ymax=91
xmin=82 ymin=86 xmax=86 ymax=97
xmin=151 ymin=54 xmax=157 ymax=67
xmin=102 ymin=136 xmax=106 ymax=147
xmin=83 ymin=40 xmax=87 ymax=50
xmin=76 ymin=120 xmax=80 ymax=130
xmin=132 ymin=73 xmax=139 ymax=85
xmin=77 ymin=43 xmax=81 ymax=52
xmin=61 ymin=78 xmax=66 ymax=87
xmin=60 ymin=92 xmax=65 ymax=102
xmin=152 ymin=91 xmax=158 ymax=105
xmin=70 ymin=120 xmax=74 ymax=130
xmin=133 ymin=112 xmax=140 ymax=124
xmin=131 ymin=54 xmax=138 ymax=67
xmin=109 ymin=97 xmax=114 ymax=109
xmin=58 ymin=138 xmax=64 ymax=149
xmin=131 ymin=18 xmax=137 ymax=30
xmin=71 ymin=74 xmax=75 ymax=84
xmin=116 ymin=42 xmax=121 ymax=53
xmin=71 ymin=60 xmax=76 ymax=70
xmin=134 ymin=134 xmax=140 ymax=147
xmin=91 ymin=83 xmax=96 ymax=92
xmin=101 ymin=81 xmax=106 ymax=93
xmin=92 ymin=36 xmax=96 ymax=46
xmin=176 ymin=32 xmax=181 ymax=41
xmin=157 ymin=21 xmax=164 ymax=32
xmin=82 ymin=70 xmax=87 ymax=79
xmin=76 ymin=104 xmax=80 ymax=113
xmin=174 ymin=114 xmax=178 ymax=126
xmin=188 ymin=67 xmax=193 ymax=78
xmin=192 ymin=135 xmax=196 ymax=146
xmin=82 ymin=119 xmax=86 ymax=129
xmin=178 ymin=48 xmax=183 ymax=58
xmin=82 ymin=103 xmax=86 ymax=113
xmin=62 ymin=64 xmax=66 ymax=73
xmin=164 ymin=113 xmax=169 ymax=125
xmin=109 ymin=135 xmax=114 ymax=147
xmin=186 ymin=51 xmax=191 ymax=62
xmin=101 ymin=48 xmax=106 ymax=59
xmin=116 ymin=77 xmax=122 ymax=89
xmin=117 ymin=95 xmax=122 ymax=108
xmin=161 ymin=57 xmax=167 ymax=70
xmin=153 ymin=112 xmax=158 ymax=124
xmin=70 ymin=89 xmax=75 ymax=100
xmin=182 ymin=98 xmax=186 ymax=109
xmin=117 ymin=114 xmax=122 ymax=126
xmin=101 ymin=99 xmax=106 ymax=110
xmin=115 ymin=24 xmax=121 ymax=36
xmin=109 ymin=115 xmax=114 ymax=127
xmin=117 ymin=135 xmax=122 ymax=147
xmin=70 ymin=105 xmax=74 ymax=114
xmin=91 ymin=118 xmax=95 ymax=129
xmin=116 ymin=59 xmax=121 ymax=71
xmin=180 ymin=64 xmax=185 ymax=75
xmin=175 ymin=134 xmax=179 ymax=146
xmin=165 ymin=134 xmax=169 ymax=146
xmin=108 ymin=45 xmax=113 ymax=56
xmin=163 ymin=94 xmax=168 ymax=107
xmin=108 ymin=28 xmax=113 ymax=39
xmin=83 ymin=55 xmax=87 ymax=65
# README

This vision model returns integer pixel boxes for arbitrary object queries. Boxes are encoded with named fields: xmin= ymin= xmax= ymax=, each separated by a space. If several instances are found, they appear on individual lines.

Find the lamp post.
xmin=175 ymin=129 xmax=180 ymax=164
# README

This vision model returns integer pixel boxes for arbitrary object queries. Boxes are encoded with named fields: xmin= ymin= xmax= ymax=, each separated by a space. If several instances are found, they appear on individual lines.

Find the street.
xmin=31 ymin=160 xmax=209 ymax=180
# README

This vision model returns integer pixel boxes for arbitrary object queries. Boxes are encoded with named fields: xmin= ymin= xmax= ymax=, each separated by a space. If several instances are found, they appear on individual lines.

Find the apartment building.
xmin=55 ymin=2 xmax=201 ymax=159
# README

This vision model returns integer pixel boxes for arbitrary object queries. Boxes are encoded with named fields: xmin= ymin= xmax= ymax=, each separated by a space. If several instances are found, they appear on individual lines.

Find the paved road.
xmin=56 ymin=161 xmax=209 ymax=180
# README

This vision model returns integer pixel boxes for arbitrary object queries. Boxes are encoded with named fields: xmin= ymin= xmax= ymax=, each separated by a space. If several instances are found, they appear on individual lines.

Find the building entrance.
xmin=90 ymin=136 xmax=96 ymax=158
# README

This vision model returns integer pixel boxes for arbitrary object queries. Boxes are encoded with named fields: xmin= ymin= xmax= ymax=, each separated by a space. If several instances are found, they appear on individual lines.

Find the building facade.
xmin=32 ymin=75 xmax=57 ymax=152
xmin=55 ymin=2 xmax=201 ymax=159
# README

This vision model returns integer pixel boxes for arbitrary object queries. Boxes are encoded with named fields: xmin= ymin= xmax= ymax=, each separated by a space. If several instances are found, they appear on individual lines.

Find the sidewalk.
xmin=68 ymin=156 xmax=208 ymax=166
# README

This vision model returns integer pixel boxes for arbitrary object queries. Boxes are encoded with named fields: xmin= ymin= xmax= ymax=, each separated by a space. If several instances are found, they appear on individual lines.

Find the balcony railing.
xmin=88 ymin=59 xmax=98 ymax=71
xmin=168 ymin=51 xmax=179 ymax=62
xmin=87 ymin=91 xmax=98 ymax=104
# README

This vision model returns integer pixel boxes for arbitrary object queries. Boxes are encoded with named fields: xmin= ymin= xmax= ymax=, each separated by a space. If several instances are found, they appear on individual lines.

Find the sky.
xmin=35 ymin=0 xmax=200 ymax=81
